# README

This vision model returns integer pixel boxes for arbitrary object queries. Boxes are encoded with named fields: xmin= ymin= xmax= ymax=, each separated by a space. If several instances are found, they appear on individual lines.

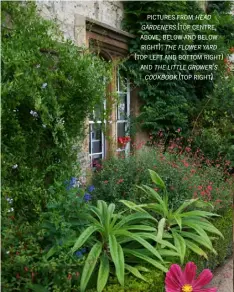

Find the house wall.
xmin=36 ymin=1 xmax=124 ymax=42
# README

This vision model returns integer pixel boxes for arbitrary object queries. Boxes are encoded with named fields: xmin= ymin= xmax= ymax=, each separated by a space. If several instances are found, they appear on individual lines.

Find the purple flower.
xmin=87 ymin=185 xmax=95 ymax=192
xmin=84 ymin=193 xmax=92 ymax=202
xmin=75 ymin=250 xmax=83 ymax=258
xmin=66 ymin=177 xmax=78 ymax=190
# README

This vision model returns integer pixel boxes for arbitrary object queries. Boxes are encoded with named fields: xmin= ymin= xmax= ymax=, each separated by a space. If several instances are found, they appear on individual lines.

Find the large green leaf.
xmin=109 ymin=234 xmax=125 ymax=286
xmin=157 ymin=249 xmax=179 ymax=257
xmin=125 ymin=264 xmax=147 ymax=282
xmin=119 ymin=200 xmax=148 ymax=213
xmin=114 ymin=212 xmax=156 ymax=230
xmin=173 ymin=214 xmax=182 ymax=230
xmin=80 ymin=242 xmax=103 ymax=292
xmin=125 ymin=225 xmax=157 ymax=232
xmin=181 ymin=231 xmax=216 ymax=253
xmin=72 ymin=225 xmax=100 ymax=253
xmin=97 ymin=253 xmax=110 ymax=292
xmin=156 ymin=218 xmax=166 ymax=241
xmin=174 ymin=199 xmax=198 ymax=215
xmin=124 ymin=248 xmax=168 ymax=273
xmin=114 ymin=230 xmax=163 ymax=262
xmin=185 ymin=239 xmax=208 ymax=259
xmin=172 ymin=230 xmax=186 ymax=264
xmin=182 ymin=219 xmax=224 ymax=238
xmin=136 ymin=232 xmax=177 ymax=251
xmin=181 ymin=210 xmax=219 ymax=218
xmin=138 ymin=185 xmax=164 ymax=205
xmin=148 ymin=169 xmax=166 ymax=189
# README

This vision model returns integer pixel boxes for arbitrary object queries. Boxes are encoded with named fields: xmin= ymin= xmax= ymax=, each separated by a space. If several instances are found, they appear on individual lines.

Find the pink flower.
xmin=103 ymin=180 xmax=108 ymax=184
xmin=117 ymin=179 xmax=124 ymax=184
xmin=165 ymin=262 xmax=217 ymax=292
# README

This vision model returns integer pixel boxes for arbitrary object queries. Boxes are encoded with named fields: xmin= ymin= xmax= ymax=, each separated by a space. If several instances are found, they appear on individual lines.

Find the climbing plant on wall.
xmin=122 ymin=1 xmax=234 ymax=137
xmin=1 ymin=2 xmax=111 ymax=219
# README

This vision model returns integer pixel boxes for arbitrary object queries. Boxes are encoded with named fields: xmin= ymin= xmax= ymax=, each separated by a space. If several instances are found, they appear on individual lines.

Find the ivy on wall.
xmin=1 ymin=2 xmax=111 ymax=219
xmin=122 ymin=1 xmax=234 ymax=137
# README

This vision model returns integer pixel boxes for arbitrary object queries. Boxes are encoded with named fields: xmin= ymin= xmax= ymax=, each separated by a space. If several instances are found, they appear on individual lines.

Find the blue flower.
xmin=66 ymin=177 xmax=78 ymax=190
xmin=75 ymin=250 xmax=83 ymax=258
xmin=87 ymin=185 xmax=95 ymax=192
xmin=84 ymin=193 xmax=92 ymax=202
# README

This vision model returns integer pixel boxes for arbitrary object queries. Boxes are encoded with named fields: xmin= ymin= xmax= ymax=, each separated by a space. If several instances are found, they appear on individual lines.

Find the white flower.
xmin=42 ymin=124 xmax=46 ymax=128
xmin=6 ymin=251 xmax=10 ymax=254
xmin=30 ymin=110 xmax=38 ymax=118
xmin=36 ymin=64 xmax=41 ymax=68
xmin=12 ymin=164 xmax=18 ymax=169
xmin=6 ymin=197 xmax=13 ymax=204
xmin=42 ymin=83 xmax=47 ymax=89
xmin=7 ymin=208 xmax=14 ymax=213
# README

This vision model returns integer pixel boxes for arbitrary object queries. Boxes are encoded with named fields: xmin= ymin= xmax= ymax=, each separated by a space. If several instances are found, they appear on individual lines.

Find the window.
xmin=116 ymin=70 xmax=130 ymax=155
xmin=89 ymin=103 xmax=105 ymax=168
xmin=88 ymin=69 xmax=130 ymax=167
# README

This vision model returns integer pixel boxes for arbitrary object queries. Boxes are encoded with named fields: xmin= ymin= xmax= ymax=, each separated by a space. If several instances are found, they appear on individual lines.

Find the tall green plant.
xmin=1 ymin=2 xmax=111 ymax=219
xmin=70 ymin=200 xmax=177 ymax=292
xmin=121 ymin=170 xmax=223 ymax=264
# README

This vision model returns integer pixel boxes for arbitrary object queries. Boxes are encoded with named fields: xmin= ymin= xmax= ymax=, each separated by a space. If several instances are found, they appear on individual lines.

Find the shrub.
xmin=1 ymin=1 xmax=111 ymax=220
xmin=92 ymin=147 xmax=233 ymax=212
xmin=122 ymin=170 xmax=223 ymax=264
xmin=1 ymin=182 xmax=92 ymax=291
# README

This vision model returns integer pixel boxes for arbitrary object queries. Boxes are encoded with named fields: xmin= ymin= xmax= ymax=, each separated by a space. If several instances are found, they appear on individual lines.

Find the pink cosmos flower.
xmin=165 ymin=262 xmax=217 ymax=292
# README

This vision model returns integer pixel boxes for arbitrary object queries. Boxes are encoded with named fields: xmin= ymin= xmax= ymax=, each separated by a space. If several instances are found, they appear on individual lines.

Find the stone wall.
xmin=36 ymin=1 xmax=124 ymax=42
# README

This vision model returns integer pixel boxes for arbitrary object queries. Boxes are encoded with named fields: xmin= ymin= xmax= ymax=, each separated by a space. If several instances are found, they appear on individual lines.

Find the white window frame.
xmin=89 ymin=101 xmax=106 ymax=168
xmin=116 ymin=70 xmax=130 ymax=155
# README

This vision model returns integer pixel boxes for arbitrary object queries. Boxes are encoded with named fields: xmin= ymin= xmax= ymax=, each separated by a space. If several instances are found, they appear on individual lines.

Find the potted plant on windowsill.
xmin=117 ymin=136 xmax=131 ymax=151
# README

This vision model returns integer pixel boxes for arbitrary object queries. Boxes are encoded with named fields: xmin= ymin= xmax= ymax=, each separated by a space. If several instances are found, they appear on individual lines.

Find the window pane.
xmin=117 ymin=94 xmax=127 ymax=120
xmin=92 ymin=141 xmax=102 ymax=153
xmin=89 ymin=124 xmax=103 ymax=154
xmin=117 ymin=122 xmax=126 ymax=137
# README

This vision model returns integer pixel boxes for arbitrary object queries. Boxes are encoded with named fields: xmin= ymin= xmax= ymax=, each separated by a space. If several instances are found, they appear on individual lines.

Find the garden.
xmin=1 ymin=1 xmax=234 ymax=292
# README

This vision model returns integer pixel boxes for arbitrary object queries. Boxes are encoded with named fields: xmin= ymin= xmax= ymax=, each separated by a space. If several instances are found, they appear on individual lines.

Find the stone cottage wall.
xmin=36 ymin=1 xmax=124 ymax=42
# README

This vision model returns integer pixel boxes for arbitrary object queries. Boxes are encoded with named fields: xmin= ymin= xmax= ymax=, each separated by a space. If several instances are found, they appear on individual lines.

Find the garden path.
xmin=208 ymin=257 xmax=233 ymax=291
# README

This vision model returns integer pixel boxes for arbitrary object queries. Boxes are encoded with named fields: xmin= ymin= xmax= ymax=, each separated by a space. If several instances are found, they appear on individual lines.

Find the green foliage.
xmin=122 ymin=1 xmax=234 ymax=135
xmin=70 ymin=200 xmax=174 ymax=291
xmin=92 ymin=147 xmax=233 ymax=212
xmin=185 ymin=207 xmax=233 ymax=272
xmin=96 ymin=209 xmax=232 ymax=292
xmin=121 ymin=170 xmax=223 ymax=264
xmin=192 ymin=75 xmax=234 ymax=165
xmin=1 ymin=218 xmax=83 ymax=291
xmin=1 ymin=2 xmax=111 ymax=220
